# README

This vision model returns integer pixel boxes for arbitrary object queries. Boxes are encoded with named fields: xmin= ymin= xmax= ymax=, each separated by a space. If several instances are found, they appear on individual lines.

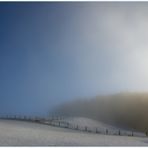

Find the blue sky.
xmin=1 ymin=2 xmax=148 ymax=116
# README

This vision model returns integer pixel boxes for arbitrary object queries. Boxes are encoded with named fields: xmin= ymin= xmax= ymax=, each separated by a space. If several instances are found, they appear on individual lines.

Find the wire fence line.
xmin=0 ymin=115 xmax=146 ymax=138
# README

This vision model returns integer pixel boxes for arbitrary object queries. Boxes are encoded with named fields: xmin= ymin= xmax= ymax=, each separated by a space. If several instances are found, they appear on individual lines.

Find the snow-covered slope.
xmin=61 ymin=117 xmax=117 ymax=129
xmin=0 ymin=119 xmax=147 ymax=146
xmin=58 ymin=117 xmax=145 ymax=137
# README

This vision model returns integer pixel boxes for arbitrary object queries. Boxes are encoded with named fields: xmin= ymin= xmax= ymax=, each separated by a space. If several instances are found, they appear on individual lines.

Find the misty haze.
xmin=1 ymin=1 xmax=148 ymax=146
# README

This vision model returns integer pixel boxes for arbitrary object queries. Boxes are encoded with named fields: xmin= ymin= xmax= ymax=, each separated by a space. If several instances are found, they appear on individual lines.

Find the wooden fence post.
xmin=118 ymin=130 xmax=120 ymax=135
xmin=85 ymin=126 xmax=87 ymax=132
xmin=131 ymin=131 xmax=133 ymax=136
xmin=106 ymin=129 xmax=108 ymax=135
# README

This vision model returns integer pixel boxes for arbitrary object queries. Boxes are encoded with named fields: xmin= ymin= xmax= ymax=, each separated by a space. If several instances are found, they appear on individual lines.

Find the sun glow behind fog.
xmin=69 ymin=3 xmax=148 ymax=94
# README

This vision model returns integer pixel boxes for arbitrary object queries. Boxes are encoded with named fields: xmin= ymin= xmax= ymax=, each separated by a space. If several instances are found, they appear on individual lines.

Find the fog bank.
xmin=56 ymin=92 xmax=148 ymax=132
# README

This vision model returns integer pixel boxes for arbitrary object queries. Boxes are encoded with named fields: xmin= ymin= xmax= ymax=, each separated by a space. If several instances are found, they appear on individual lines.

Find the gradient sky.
xmin=1 ymin=2 xmax=148 ymax=116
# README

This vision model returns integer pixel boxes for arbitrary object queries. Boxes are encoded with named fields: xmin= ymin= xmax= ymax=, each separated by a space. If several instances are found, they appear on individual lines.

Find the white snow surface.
xmin=0 ymin=119 xmax=147 ymax=146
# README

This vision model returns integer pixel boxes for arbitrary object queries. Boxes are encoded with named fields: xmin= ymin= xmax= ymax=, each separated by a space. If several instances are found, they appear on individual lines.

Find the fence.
xmin=0 ymin=115 xmax=146 ymax=138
